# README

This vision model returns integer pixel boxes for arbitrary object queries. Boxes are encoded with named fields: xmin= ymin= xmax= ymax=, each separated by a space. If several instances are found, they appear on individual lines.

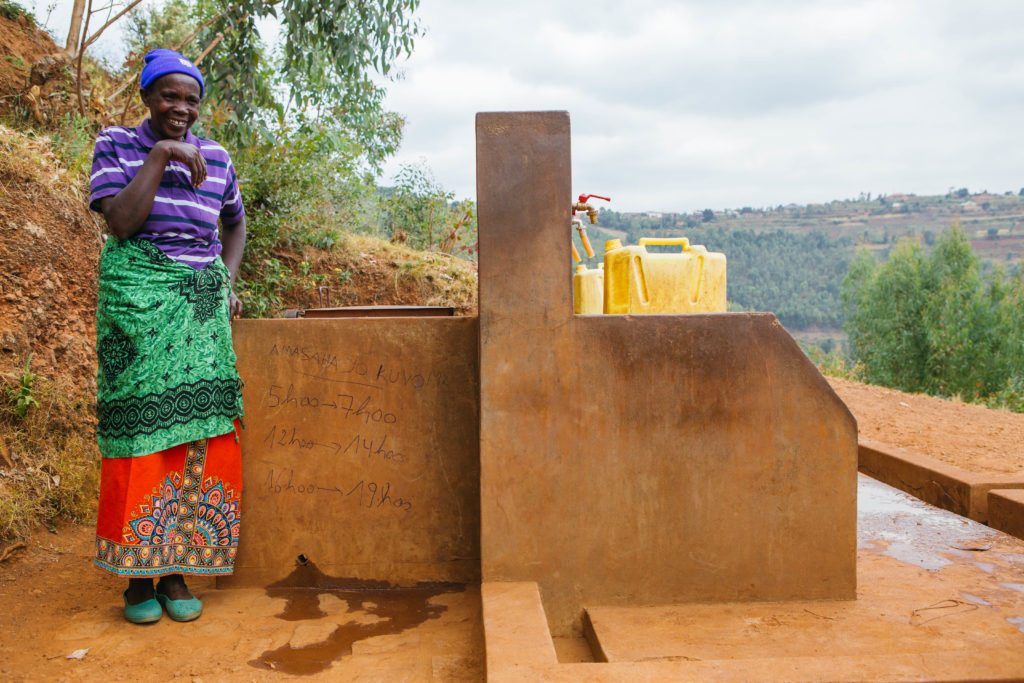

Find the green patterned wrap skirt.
xmin=95 ymin=238 xmax=244 ymax=459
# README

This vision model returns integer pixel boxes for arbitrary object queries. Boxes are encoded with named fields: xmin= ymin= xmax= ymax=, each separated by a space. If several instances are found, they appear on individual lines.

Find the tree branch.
xmin=194 ymin=32 xmax=224 ymax=65
xmin=104 ymin=4 xmax=241 ymax=103
xmin=75 ymin=0 xmax=93 ymax=116
xmin=81 ymin=0 xmax=146 ymax=52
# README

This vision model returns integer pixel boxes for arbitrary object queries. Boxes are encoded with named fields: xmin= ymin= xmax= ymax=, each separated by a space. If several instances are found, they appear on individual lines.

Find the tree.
xmin=842 ymin=223 xmax=1021 ymax=406
xmin=379 ymin=162 xmax=476 ymax=254
xmin=66 ymin=0 xmax=419 ymax=162
xmin=200 ymin=0 xmax=419 ymax=150
xmin=65 ymin=0 xmax=86 ymax=55
xmin=842 ymin=240 xmax=930 ymax=392
xmin=920 ymin=225 xmax=998 ymax=398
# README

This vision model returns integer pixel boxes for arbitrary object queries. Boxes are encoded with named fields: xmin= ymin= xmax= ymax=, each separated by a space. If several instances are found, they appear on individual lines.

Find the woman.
xmin=89 ymin=49 xmax=246 ymax=624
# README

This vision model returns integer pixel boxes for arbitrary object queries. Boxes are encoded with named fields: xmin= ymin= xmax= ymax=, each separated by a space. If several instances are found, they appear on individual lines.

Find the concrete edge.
xmin=988 ymin=489 xmax=1024 ymax=541
xmin=481 ymin=581 xmax=558 ymax=679
xmin=580 ymin=609 xmax=608 ymax=663
xmin=858 ymin=438 xmax=1024 ymax=523
xmin=479 ymin=649 xmax=1024 ymax=682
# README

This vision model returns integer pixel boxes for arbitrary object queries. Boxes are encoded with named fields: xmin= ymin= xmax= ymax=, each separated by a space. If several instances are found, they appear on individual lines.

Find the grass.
xmin=0 ymin=123 xmax=92 ymax=199
xmin=0 ymin=123 xmax=101 ymax=549
xmin=0 ymin=369 xmax=99 ymax=547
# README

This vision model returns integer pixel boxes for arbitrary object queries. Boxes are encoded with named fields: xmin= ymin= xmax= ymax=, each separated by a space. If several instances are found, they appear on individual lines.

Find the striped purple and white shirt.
xmin=89 ymin=119 xmax=245 ymax=269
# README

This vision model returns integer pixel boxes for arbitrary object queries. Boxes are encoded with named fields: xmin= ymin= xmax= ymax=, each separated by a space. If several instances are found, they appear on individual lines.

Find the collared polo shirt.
xmin=89 ymin=119 xmax=245 ymax=269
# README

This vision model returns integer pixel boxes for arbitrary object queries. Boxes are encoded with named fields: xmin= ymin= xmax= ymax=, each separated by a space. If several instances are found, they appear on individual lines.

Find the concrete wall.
xmin=477 ymin=111 xmax=858 ymax=635
xmin=220 ymin=317 xmax=480 ymax=587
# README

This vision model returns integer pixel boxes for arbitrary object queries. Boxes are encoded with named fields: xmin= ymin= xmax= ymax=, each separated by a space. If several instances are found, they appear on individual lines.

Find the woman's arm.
xmin=220 ymin=216 xmax=246 ymax=319
xmin=100 ymin=140 xmax=208 ymax=239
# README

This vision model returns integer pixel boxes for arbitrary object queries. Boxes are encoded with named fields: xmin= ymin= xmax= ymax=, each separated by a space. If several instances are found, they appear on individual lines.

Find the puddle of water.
xmin=857 ymin=477 xmax=997 ymax=570
xmin=998 ymin=583 xmax=1024 ymax=594
xmin=1008 ymin=616 xmax=1024 ymax=634
xmin=249 ymin=559 xmax=465 ymax=676
xmin=960 ymin=592 xmax=992 ymax=607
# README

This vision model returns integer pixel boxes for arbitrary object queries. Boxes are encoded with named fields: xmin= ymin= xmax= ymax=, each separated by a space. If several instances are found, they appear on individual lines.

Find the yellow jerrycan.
xmin=573 ymin=263 xmax=604 ymax=314
xmin=603 ymin=237 xmax=726 ymax=314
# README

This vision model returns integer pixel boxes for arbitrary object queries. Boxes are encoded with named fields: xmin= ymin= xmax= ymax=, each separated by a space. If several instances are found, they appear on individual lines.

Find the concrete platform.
xmin=483 ymin=476 xmax=1024 ymax=681
xmin=859 ymin=438 xmax=1024 ymax=526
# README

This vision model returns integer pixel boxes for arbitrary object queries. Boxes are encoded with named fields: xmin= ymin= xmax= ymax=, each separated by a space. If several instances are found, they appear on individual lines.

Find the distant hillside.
xmin=587 ymin=191 xmax=1023 ymax=338
xmin=599 ymin=190 xmax=1024 ymax=266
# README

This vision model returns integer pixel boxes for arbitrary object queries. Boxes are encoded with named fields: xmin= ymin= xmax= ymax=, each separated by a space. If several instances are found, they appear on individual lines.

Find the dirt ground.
xmin=828 ymin=377 xmax=1024 ymax=476
xmin=0 ymin=521 xmax=484 ymax=681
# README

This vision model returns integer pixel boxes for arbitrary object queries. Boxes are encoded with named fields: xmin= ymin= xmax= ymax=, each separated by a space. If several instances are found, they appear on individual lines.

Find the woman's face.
xmin=140 ymin=73 xmax=202 ymax=140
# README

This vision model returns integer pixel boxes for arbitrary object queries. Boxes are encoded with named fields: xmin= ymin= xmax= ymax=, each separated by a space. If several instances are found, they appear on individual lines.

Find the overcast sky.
xmin=376 ymin=0 xmax=1024 ymax=212
xmin=38 ymin=0 xmax=1024 ymax=212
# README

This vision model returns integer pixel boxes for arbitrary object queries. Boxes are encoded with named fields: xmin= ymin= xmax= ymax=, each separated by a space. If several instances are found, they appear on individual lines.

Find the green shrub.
xmin=803 ymin=345 xmax=863 ymax=382
xmin=0 ymin=0 xmax=35 ymax=26
xmin=379 ymin=162 xmax=478 ymax=255
xmin=50 ymin=112 xmax=98 ymax=182
xmin=2 ymin=354 xmax=39 ymax=418
xmin=986 ymin=375 xmax=1024 ymax=413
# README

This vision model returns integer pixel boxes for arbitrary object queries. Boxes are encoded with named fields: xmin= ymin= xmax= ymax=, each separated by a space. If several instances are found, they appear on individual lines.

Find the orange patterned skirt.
xmin=94 ymin=422 xmax=242 ymax=577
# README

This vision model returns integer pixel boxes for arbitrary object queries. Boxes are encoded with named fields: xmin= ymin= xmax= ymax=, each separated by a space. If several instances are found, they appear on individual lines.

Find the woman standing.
xmin=89 ymin=49 xmax=246 ymax=624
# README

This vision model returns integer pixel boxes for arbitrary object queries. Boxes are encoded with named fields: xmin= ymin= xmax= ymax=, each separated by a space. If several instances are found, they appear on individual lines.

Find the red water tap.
xmin=573 ymin=193 xmax=610 ymax=225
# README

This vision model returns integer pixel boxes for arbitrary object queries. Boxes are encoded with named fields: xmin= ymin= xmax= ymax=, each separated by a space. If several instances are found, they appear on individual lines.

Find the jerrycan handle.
xmin=638 ymin=237 xmax=691 ymax=251
xmin=637 ymin=237 xmax=705 ymax=304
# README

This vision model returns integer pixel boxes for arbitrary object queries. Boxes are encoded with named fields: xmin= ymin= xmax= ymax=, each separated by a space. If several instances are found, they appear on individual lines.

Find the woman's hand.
xmin=155 ymin=139 xmax=207 ymax=187
xmin=229 ymin=291 xmax=242 ymax=320
xmin=100 ymin=140 xmax=207 ymax=238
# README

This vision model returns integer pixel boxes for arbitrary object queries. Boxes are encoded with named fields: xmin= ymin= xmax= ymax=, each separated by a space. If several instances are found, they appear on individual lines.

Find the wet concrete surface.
xmin=251 ymin=560 xmax=465 ymax=675
xmin=857 ymin=473 xmax=1001 ymax=570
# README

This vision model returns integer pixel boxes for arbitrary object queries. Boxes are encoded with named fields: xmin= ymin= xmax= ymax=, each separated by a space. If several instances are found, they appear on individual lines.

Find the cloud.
xmin=379 ymin=1 xmax=1024 ymax=211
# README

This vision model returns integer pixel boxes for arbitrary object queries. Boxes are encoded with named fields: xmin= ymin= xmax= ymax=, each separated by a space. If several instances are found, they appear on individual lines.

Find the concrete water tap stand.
xmin=218 ymin=111 xmax=1024 ymax=680
xmin=475 ymin=111 xmax=857 ymax=633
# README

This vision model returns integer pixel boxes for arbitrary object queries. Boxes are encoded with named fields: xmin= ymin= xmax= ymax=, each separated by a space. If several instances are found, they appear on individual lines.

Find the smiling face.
xmin=140 ymin=72 xmax=202 ymax=140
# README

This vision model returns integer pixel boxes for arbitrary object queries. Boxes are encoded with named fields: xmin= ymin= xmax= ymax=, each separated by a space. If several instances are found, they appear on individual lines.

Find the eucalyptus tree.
xmin=205 ymin=0 xmax=419 ymax=156
xmin=70 ymin=0 xmax=419 ymax=164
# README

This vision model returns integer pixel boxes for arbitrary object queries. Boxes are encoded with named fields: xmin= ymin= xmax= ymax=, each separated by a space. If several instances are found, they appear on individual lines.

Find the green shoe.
xmin=123 ymin=591 xmax=162 ymax=624
xmin=155 ymin=589 xmax=203 ymax=622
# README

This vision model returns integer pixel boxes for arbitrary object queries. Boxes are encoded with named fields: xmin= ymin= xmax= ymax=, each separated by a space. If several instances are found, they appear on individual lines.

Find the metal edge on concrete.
xmin=858 ymin=438 xmax=1024 ymax=525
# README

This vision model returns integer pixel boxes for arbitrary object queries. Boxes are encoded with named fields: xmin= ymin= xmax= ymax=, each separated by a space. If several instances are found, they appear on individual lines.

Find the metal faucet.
xmin=571 ymin=194 xmax=610 ymax=260
xmin=572 ymin=194 xmax=611 ymax=224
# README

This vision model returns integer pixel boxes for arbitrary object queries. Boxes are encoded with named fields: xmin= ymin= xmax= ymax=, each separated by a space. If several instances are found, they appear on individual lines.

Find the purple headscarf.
xmin=140 ymin=49 xmax=205 ymax=97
